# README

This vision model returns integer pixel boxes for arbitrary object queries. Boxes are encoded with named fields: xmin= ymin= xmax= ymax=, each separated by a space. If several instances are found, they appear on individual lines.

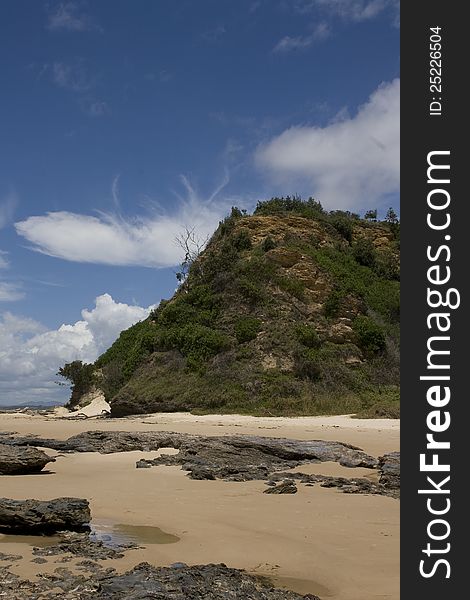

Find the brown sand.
xmin=0 ymin=412 xmax=399 ymax=600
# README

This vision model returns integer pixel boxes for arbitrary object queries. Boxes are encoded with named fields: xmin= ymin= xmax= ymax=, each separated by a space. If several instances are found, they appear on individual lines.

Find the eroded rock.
xmin=0 ymin=497 xmax=91 ymax=534
xmin=0 ymin=443 xmax=55 ymax=475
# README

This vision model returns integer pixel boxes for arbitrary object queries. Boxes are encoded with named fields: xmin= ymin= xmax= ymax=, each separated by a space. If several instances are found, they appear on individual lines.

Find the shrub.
xmin=275 ymin=275 xmax=305 ymax=300
xmin=329 ymin=213 xmax=353 ymax=243
xmin=235 ymin=317 xmax=261 ymax=343
xmin=238 ymin=278 xmax=265 ymax=304
xmin=324 ymin=288 xmax=343 ymax=318
xmin=352 ymin=237 xmax=376 ymax=268
xmin=295 ymin=324 xmax=321 ymax=348
xmin=261 ymin=236 xmax=277 ymax=252
xmin=254 ymin=195 xmax=304 ymax=215
xmin=364 ymin=209 xmax=377 ymax=221
xmin=254 ymin=196 xmax=325 ymax=219
xmin=149 ymin=300 xmax=168 ymax=322
xmin=159 ymin=323 xmax=231 ymax=371
xmin=217 ymin=207 xmax=244 ymax=237
xmin=293 ymin=349 xmax=322 ymax=381
xmin=202 ymin=241 xmax=239 ymax=286
xmin=306 ymin=246 xmax=399 ymax=324
xmin=353 ymin=316 xmax=386 ymax=355
xmin=374 ymin=250 xmax=400 ymax=280
xmin=366 ymin=280 xmax=400 ymax=323
xmin=233 ymin=228 xmax=252 ymax=250
xmin=57 ymin=361 xmax=95 ymax=407
xmin=96 ymin=320 xmax=156 ymax=373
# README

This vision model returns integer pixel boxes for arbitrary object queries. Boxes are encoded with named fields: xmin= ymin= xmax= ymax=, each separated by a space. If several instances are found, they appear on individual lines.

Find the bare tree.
xmin=174 ymin=226 xmax=209 ymax=283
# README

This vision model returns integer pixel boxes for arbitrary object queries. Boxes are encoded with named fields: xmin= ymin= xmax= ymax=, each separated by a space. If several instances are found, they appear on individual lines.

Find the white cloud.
xmin=255 ymin=78 xmax=399 ymax=210
xmin=273 ymin=22 xmax=330 ymax=53
xmin=47 ymin=2 xmax=101 ymax=32
xmin=0 ymin=294 xmax=154 ymax=406
xmin=15 ymin=177 xmax=243 ymax=267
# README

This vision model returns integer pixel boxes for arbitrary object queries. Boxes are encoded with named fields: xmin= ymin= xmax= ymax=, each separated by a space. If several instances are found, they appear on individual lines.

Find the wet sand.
xmin=0 ymin=412 xmax=399 ymax=600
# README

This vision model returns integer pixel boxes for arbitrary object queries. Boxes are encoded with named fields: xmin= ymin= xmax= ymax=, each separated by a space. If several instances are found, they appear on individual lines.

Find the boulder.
xmin=0 ymin=497 xmax=91 ymax=533
xmin=0 ymin=444 xmax=55 ymax=475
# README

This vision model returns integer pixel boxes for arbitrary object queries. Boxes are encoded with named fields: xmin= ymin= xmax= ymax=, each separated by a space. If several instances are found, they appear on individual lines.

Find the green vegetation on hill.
xmin=59 ymin=197 xmax=400 ymax=418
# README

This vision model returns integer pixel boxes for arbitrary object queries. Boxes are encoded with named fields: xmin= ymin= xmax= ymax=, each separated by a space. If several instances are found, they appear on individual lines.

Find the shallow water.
xmin=0 ymin=534 xmax=61 ymax=547
xmin=90 ymin=522 xmax=180 ymax=546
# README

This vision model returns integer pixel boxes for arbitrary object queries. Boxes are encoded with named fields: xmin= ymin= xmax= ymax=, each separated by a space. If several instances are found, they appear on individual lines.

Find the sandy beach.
xmin=0 ymin=412 xmax=399 ymax=600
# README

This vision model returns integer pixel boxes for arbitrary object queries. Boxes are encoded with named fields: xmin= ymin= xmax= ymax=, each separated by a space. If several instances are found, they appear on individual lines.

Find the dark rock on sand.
xmin=0 ymin=551 xmax=22 ymax=561
xmin=378 ymin=452 xmax=400 ymax=488
xmin=0 ymin=430 xmax=377 ymax=469
xmin=267 ymin=470 xmax=400 ymax=499
xmin=0 ymin=497 xmax=91 ymax=533
xmin=263 ymin=480 xmax=298 ymax=494
xmin=0 ymin=443 xmax=55 ymax=475
xmin=0 ymin=430 xmax=399 ymax=497
xmin=0 ymin=561 xmax=320 ymax=599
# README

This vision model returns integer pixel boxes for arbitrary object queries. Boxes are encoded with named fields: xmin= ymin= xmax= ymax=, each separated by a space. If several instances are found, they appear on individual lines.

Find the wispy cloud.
xmin=81 ymin=99 xmax=109 ymax=117
xmin=39 ymin=61 xmax=108 ymax=116
xmin=255 ymin=78 xmax=399 ymax=211
xmin=46 ymin=1 xmax=102 ymax=33
xmin=0 ymin=282 xmax=25 ymax=302
xmin=0 ymin=192 xmax=17 ymax=229
xmin=250 ymin=1 xmax=263 ymax=13
xmin=15 ymin=175 xmax=246 ymax=268
xmin=0 ymin=251 xmax=9 ymax=270
xmin=111 ymin=175 xmax=121 ymax=212
xmin=291 ymin=0 xmax=398 ymax=23
xmin=52 ymin=60 xmax=92 ymax=92
xmin=201 ymin=24 xmax=226 ymax=42
xmin=273 ymin=22 xmax=330 ymax=53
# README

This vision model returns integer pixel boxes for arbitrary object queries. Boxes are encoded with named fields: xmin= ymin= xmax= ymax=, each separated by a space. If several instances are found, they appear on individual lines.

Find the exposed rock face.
xmin=0 ymin=443 xmax=55 ymax=475
xmin=0 ymin=561 xmax=320 ymax=599
xmin=0 ymin=497 xmax=91 ymax=533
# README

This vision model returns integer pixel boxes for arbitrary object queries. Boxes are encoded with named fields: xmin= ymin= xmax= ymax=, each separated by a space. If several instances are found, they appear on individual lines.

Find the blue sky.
xmin=0 ymin=0 xmax=399 ymax=405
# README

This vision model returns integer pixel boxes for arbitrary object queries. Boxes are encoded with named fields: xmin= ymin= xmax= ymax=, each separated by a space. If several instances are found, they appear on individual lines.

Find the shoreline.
xmin=0 ymin=411 xmax=399 ymax=599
